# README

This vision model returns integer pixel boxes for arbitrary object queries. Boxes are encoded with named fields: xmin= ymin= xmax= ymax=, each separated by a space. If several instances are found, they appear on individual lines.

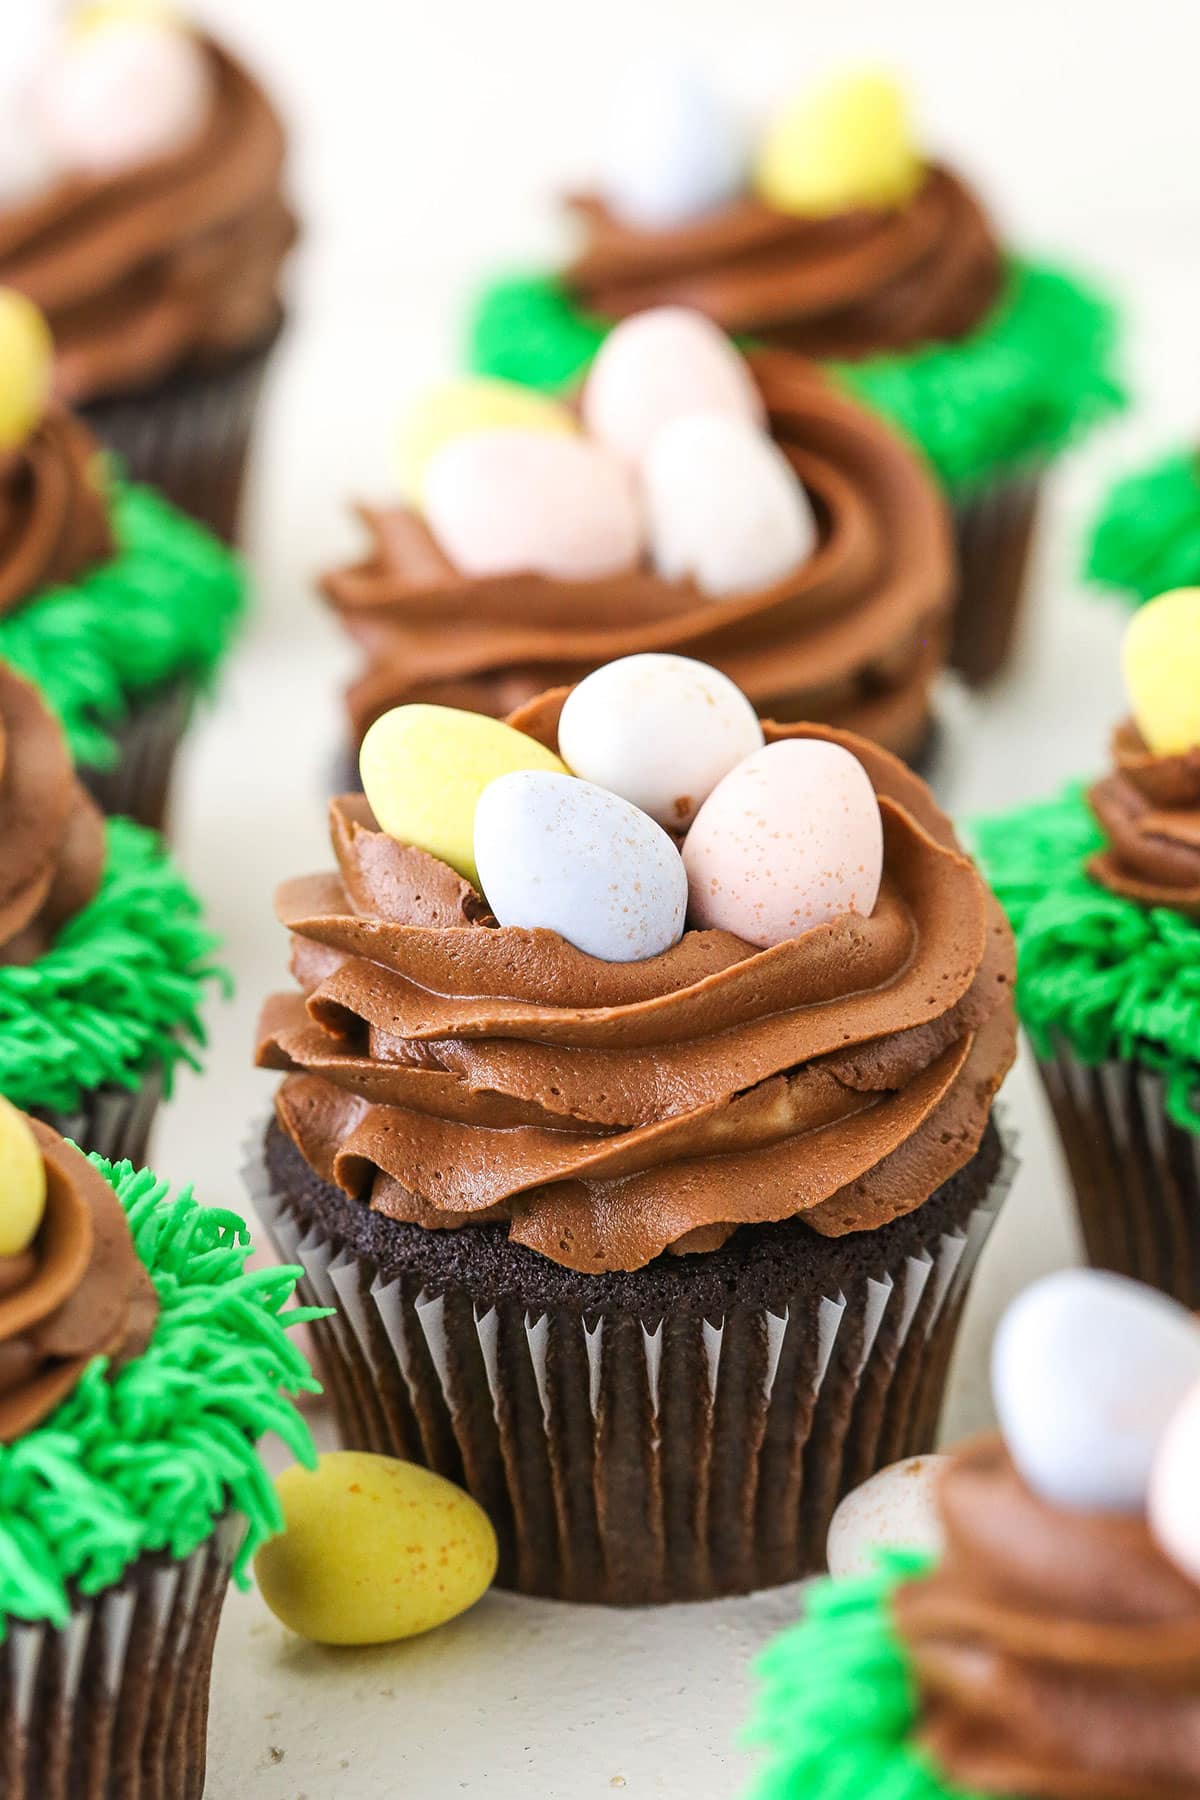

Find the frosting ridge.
xmin=1087 ymin=720 xmax=1200 ymax=916
xmin=0 ymin=404 xmax=112 ymax=616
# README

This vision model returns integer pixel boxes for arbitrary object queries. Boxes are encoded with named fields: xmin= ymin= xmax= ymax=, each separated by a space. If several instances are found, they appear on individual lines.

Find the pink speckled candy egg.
xmin=36 ymin=19 xmax=213 ymax=177
xmin=1149 ymin=1377 xmax=1200 ymax=1583
xmin=581 ymin=307 xmax=765 ymax=467
xmin=682 ymin=738 xmax=883 ymax=947
xmin=424 ymin=429 xmax=644 ymax=581
xmin=827 ymin=1455 xmax=950 ymax=1579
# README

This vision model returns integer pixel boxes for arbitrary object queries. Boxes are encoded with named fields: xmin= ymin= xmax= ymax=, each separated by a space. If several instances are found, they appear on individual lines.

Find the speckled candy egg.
xmin=754 ymin=68 xmax=922 ymax=217
xmin=581 ymin=307 xmax=764 ymax=467
xmin=424 ymin=429 xmax=644 ymax=581
xmin=0 ymin=289 xmax=54 ymax=452
xmin=1149 ymin=1378 xmax=1200 ymax=1583
xmin=35 ymin=16 xmax=213 ymax=178
xmin=0 ymin=1098 xmax=46 ymax=1257
xmin=827 ymin=1455 xmax=950 ymax=1579
xmin=682 ymin=738 xmax=883 ymax=948
xmin=599 ymin=56 xmax=747 ymax=229
xmin=1122 ymin=588 xmax=1200 ymax=756
xmin=558 ymin=653 xmax=763 ymax=830
xmin=397 ymin=378 xmax=578 ymax=506
xmin=0 ymin=86 xmax=60 ymax=207
xmin=474 ymin=770 xmax=687 ymax=961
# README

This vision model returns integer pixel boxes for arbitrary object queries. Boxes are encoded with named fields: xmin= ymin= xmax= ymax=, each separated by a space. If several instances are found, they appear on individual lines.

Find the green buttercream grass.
xmin=974 ymin=788 xmax=1200 ymax=1133
xmin=0 ymin=1154 xmax=323 ymax=1635
xmin=0 ymin=816 xmax=225 ymax=1114
xmin=1087 ymin=448 xmax=1200 ymax=605
xmin=0 ymin=478 xmax=245 ymax=772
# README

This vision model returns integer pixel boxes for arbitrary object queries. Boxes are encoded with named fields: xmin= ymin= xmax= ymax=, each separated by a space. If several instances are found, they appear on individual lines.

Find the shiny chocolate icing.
xmin=1087 ymin=722 xmax=1200 ymax=917
xmin=0 ymin=403 xmax=112 ymax=616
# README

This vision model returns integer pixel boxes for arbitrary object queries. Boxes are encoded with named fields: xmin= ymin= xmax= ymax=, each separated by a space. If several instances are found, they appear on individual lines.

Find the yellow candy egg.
xmin=0 ymin=290 xmax=53 ymax=453
xmin=360 ymin=703 xmax=567 ymax=888
xmin=753 ymin=69 xmax=922 ymax=217
xmin=1123 ymin=588 xmax=1200 ymax=756
xmin=255 ymin=1452 xmax=498 ymax=1646
xmin=397 ymin=378 xmax=578 ymax=506
xmin=0 ymin=1098 xmax=47 ymax=1258
xmin=71 ymin=1 xmax=180 ymax=35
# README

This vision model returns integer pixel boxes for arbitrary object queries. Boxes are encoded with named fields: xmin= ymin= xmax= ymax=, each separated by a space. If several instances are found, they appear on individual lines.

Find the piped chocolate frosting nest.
xmin=0 ymin=403 xmax=112 ymax=615
xmin=1088 ymin=721 xmax=1200 ymax=917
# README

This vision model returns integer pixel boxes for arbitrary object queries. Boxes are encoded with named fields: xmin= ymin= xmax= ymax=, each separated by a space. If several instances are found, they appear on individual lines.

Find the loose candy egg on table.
xmin=826 ymin=1455 xmax=950 ymax=1579
xmin=599 ymin=55 xmax=747 ymax=230
xmin=0 ymin=1097 xmax=47 ymax=1258
xmin=1148 ymin=1378 xmax=1200 ymax=1584
xmin=423 ymin=430 xmax=644 ymax=581
xmin=643 ymin=410 xmax=818 ymax=596
xmin=682 ymin=738 xmax=884 ymax=948
xmin=992 ymin=1269 xmax=1200 ymax=1513
xmin=254 ymin=1452 xmax=498 ymax=1646
xmin=35 ymin=15 xmax=213 ymax=177
xmin=397 ymin=378 xmax=578 ymax=506
xmin=753 ymin=68 xmax=922 ymax=217
xmin=474 ymin=770 xmax=688 ymax=962
xmin=359 ymin=703 xmax=566 ymax=889
xmin=558 ymin=652 xmax=763 ymax=831
xmin=1122 ymin=588 xmax=1200 ymax=756
xmin=0 ymin=289 xmax=54 ymax=452
xmin=581 ymin=306 xmax=764 ymax=468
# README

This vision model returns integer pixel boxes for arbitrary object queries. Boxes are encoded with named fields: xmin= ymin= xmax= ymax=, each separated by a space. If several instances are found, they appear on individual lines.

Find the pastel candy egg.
xmin=754 ymin=69 xmax=922 ymax=217
xmin=1122 ymin=588 xmax=1200 ymax=755
xmin=599 ymin=56 xmax=747 ymax=229
xmin=0 ymin=89 xmax=61 ymax=207
xmin=0 ymin=289 xmax=54 ymax=452
xmin=0 ymin=1098 xmax=46 ymax=1258
xmin=360 ymin=703 xmax=566 ymax=889
xmin=36 ymin=17 xmax=213 ymax=177
xmin=1148 ymin=1378 xmax=1200 ymax=1583
xmin=643 ymin=410 xmax=817 ymax=595
xmin=581 ymin=306 xmax=764 ymax=467
xmin=992 ymin=1269 xmax=1200 ymax=1512
xmin=558 ymin=652 xmax=763 ymax=830
xmin=827 ymin=1455 xmax=950 ymax=1579
xmin=424 ymin=430 xmax=643 ymax=581
xmin=254 ymin=1452 xmax=497 ymax=1646
xmin=397 ymin=378 xmax=578 ymax=506
xmin=682 ymin=739 xmax=883 ymax=948
xmin=474 ymin=771 xmax=687 ymax=961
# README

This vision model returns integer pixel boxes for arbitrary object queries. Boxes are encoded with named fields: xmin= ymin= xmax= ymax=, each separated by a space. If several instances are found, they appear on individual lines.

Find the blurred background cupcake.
xmin=1088 ymin=438 xmax=1200 ymax=606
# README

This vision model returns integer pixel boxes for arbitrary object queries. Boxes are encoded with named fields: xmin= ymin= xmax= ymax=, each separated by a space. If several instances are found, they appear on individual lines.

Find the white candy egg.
xmin=35 ymin=20 xmax=213 ymax=177
xmin=827 ymin=1455 xmax=950 ymax=1579
xmin=0 ymin=85 xmax=60 ymax=205
xmin=599 ymin=56 xmax=747 ymax=230
xmin=581 ymin=307 xmax=764 ymax=468
xmin=1148 ymin=1378 xmax=1200 ymax=1584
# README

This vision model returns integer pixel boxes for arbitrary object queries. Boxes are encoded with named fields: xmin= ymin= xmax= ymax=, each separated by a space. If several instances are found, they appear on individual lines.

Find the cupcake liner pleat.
xmin=32 ymin=1067 xmax=164 ymax=1168
xmin=78 ymin=680 xmax=194 ymax=836
xmin=950 ymin=474 xmax=1044 ymax=686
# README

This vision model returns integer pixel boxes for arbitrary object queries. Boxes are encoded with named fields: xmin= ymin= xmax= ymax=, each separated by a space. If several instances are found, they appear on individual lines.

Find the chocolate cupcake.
xmin=249 ymin=656 xmax=1016 ymax=1604
xmin=0 ymin=6 xmax=295 ymax=543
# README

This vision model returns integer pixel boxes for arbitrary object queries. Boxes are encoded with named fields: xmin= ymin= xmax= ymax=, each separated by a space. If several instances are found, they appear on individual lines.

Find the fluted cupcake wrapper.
xmin=950 ymin=473 xmax=1045 ymax=686
xmin=246 ymin=1121 xmax=1015 ymax=1605
xmin=33 ymin=1067 xmax=164 ymax=1170
xmin=0 ymin=1517 xmax=239 ymax=1800
xmin=78 ymin=681 xmax=194 ymax=837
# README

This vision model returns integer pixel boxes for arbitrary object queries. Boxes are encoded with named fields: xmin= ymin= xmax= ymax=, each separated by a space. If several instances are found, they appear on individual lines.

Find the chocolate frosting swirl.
xmin=0 ymin=660 xmax=105 ymax=965
xmin=1087 ymin=722 xmax=1200 ymax=916
xmin=564 ymin=164 xmax=1004 ymax=359
xmin=257 ymin=704 xmax=1014 ymax=1272
xmin=894 ymin=1435 xmax=1200 ymax=1800
xmin=0 ymin=39 xmax=294 ymax=404
xmin=0 ymin=403 xmax=113 ymax=616
xmin=0 ymin=1115 xmax=158 ymax=1442
xmin=322 ymin=353 xmax=953 ymax=762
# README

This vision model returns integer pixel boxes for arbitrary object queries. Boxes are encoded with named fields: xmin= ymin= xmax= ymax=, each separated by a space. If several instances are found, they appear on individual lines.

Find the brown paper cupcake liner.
xmin=949 ymin=472 xmax=1045 ymax=687
xmin=78 ymin=680 xmax=194 ymax=836
xmin=246 ymin=1117 xmax=1014 ymax=1605
xmin=31 ymin=1066 xmax=164 ymax=1169
xmin=0 ymin=1517 xmax=238 ymax=1800
xmin=1037 ymin=1044 xmax=1200 ymax=1305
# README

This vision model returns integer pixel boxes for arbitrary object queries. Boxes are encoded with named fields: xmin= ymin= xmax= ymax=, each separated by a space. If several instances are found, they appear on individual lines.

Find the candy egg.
xmin=581 ymin=307 xmax=764 ymax=468
xmin=599 ymin=55 xmax=747 ymax=229
xmin=1122 ymin=588 xmax=1200 ymax=756
xmin=360 ymin=703 xmax=567 ymax=889
xmin=643 ymin=410 xmax=817 ymax=595
xmin=1148 ymin=1378 xmax=1200 ymax=1583
xmin=424 ymin=430 xmax=643 ymax=581
xmin=827 ymin=1455 xmax=950 ymax=1579
xmin=0 ymin=1098 xmax=47 ymax=1258
xmin=0 ymin=89 xmax=61 ymax=207
xmin=35 ymin=16 xmax=213 ymax=177
xmin=397 ymin=378 xmax=578 ymax=506
xmin=754 ymin=69 xmax=922 ymax=217
xmin=254 ymin=1452 xmax=497 ymax=1646
xmin=558 ymin=653 xmax=763 ymax=830
xmin=0 ymin=289 xmax=54 ymax=452
xmin=474 ymin=771 xmax=687 ymax=961
xmin=682 ymin=739 xmax=883 ymax=948
xmin=992 ymin=1269 xmax=1200 ymax=1513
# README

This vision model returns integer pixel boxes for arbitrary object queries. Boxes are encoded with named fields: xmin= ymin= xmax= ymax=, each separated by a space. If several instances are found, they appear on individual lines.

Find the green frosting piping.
xmin=465 ymin=259 xmax=1125 ymax=494
xmin=0 ymin=816 xmax=225 ymax=1114
xmin=0 ymin=478 xmax=245 ymax=772
xmin=1086 ymin=448 xmax=1200 ymax=605
xmin=0 ymin=1154 xmax=322 ymax=1634
xmin=974 ymin=787 xmax=1200 ymax=1133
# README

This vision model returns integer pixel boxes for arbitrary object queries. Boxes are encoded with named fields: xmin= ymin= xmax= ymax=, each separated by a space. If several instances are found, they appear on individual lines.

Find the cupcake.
xmin=249 ymin=654 xmax=1016 ymax=1604
xmin=0 ymin=1100 xmax=319 ymax=1799
xmin=0 ymin=659 xmax=220 ymax=1161
xmin=0 ymin=3 xmax=295 ymax=543
xmin=323 ymin=309 xmax=953 ymax=774
xmin=747 ymin=1268 xmax=1200 ymax=1800
xmin=976 ymin=589 xmax=1200 ymax=1304
xmin=1088 ymin=443 xmax=1200 ymax=605
xmin=0 ymin=288 xmax=244 ymax=829
xmin=468 ymin=63 xmax=1124 ymax=686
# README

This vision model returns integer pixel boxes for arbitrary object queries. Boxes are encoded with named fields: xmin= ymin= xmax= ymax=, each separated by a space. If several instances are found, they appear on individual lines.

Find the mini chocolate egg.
xmin=35 ymin=15 xmax=213 ymax=177
xmin=0 ymin=289 xmax=54 ymax=452
xmin=254 ymin=1452 xmax=497 ymax=1646
xmin=423 ymin=429 xmax=644 ymax=581
xmin=599 ymin=55 xmax=747 ymax=229
xmin=474 ymin=770 xmax=687 ymax=961
xmin=581 ymin=306 xmax=764 ymax=467
xmin=1149 ymin=1378 xmax=1200 ymax=1584
xmin=643 ymin=410 xmax=817 ymax=595
xmin=0 ymin=1097 xmax=46 ymax=1257
xmin=753 ymin=68 xmax=922 ymax=217
xmin=1122 ymin=588 xmax=1200 ymax=756
xmin=359 ymin=703 xmax=567 ymax=889
xmin=558 ymin=652 xmax=763 ymax=830
xmin=827 ymin=1455 xmax=950 ymax=1579
xmin=992 ymin=1270 xmax=1200 ymax=1513
xmin=397 ymin=378 xmax=578 ymax=506
xmin=682 ymin=739 xmax=883 ymax=948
